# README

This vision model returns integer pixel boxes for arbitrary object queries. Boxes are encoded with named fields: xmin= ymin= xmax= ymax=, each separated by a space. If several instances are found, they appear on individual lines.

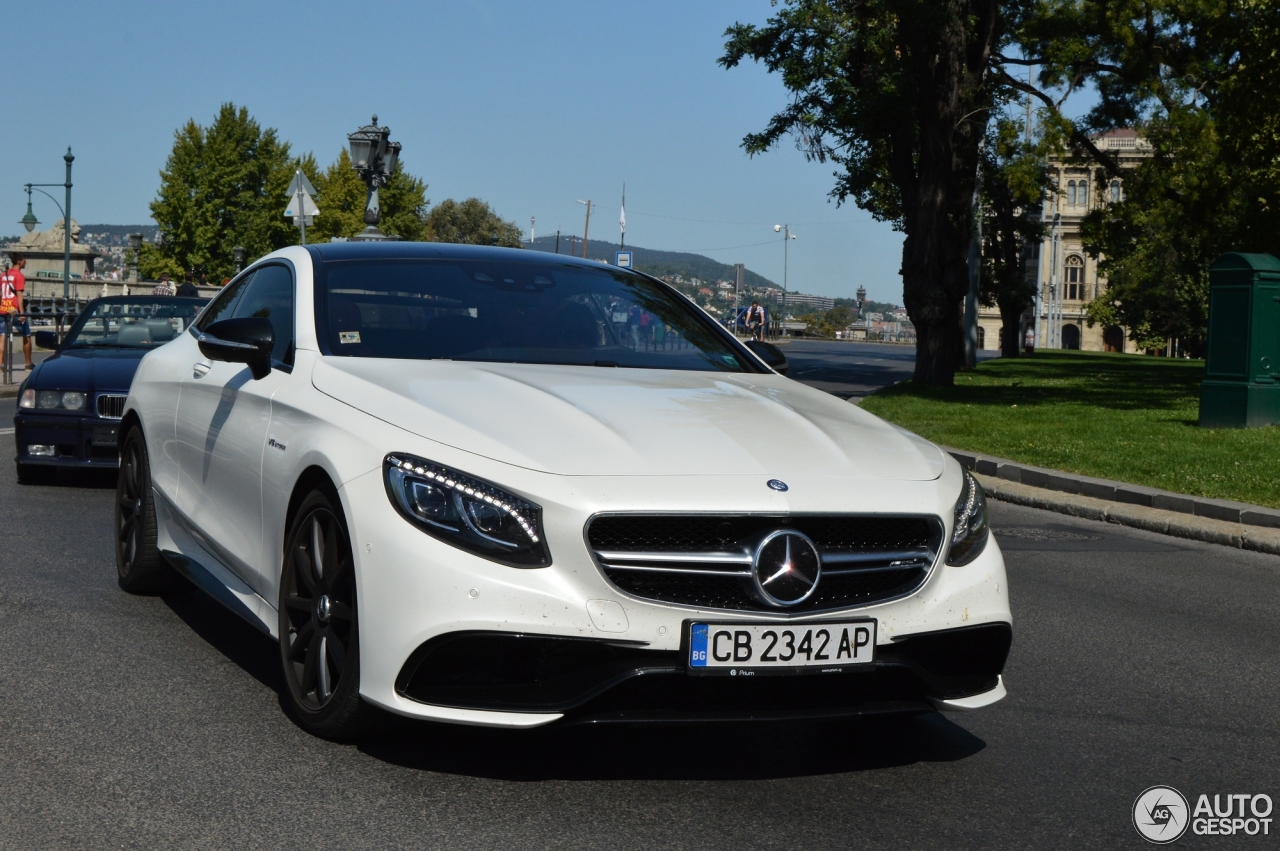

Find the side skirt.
xmin=161 ymin=549 xmax=278 ymax=638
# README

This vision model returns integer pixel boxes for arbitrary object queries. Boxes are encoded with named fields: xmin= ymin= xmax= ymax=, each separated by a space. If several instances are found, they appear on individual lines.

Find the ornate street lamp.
xmin=233 ymin=246 xmax=246 ymax=273
xmin=19 ymin=193 xmax=39 ymax=233
xmin=347 ymin=115 xmax=401 ymax=241
xmin=856 ymin=285 xmax=866 ymax=313
xmin=17 ymin=149 xmax=75 ymax=301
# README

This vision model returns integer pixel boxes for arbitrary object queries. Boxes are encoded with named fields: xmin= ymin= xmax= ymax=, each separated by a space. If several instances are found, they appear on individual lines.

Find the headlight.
xmin=384 ymin=453 xmax=551 ymax=567
xmin=32 ymin=390 xmax=87 ymax=411
xmin=947 ymin=469 xmax=989 ymax=565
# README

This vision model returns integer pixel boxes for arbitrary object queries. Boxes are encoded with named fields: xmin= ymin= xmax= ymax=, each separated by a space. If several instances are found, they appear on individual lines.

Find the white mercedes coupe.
xmin=116 ymin=242 xmax=1011 ymax=738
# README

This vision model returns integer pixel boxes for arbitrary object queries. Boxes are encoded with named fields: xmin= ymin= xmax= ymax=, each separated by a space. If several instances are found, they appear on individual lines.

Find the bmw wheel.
xmin=115 ymin=426 xmax=168 ymax=593
xmin=279 ymin=490 xmax=365 ymax=739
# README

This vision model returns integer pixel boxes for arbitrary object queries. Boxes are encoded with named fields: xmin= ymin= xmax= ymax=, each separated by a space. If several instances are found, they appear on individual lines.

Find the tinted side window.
xmin=232 ymin=263 xmax=295 ymax=365
xmin=196 ymin=271 xmax=254 ymax=331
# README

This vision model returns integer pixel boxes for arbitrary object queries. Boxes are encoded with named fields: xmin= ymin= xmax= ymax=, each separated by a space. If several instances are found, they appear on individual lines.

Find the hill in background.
xmin=524 ymin=234 xmax=778 ymax=291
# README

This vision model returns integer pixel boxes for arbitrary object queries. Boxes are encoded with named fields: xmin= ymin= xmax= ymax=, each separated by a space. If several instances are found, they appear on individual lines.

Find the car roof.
xmin=305 ymin=241 xmax=611 ymax=269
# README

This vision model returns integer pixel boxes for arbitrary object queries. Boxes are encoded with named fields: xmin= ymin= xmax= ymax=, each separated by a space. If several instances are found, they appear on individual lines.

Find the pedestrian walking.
xmin=745 ymin=300 xmax=766 ymax=341
xmin=153 ymin=272 xmax=176 ymax=296
xmin=628 ymin=304 xmax=642 ymax=350
xmin=176 ymin=271 xmax=198 ymax=297
xmin=1 ymin=254 xmax=33 ymax=371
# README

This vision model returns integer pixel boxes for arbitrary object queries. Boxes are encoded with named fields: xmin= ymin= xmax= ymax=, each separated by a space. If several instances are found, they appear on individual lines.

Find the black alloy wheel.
xmin=115 ymin=427 xmax=168 ymax=593
xmin=279 ymin=490 xmax=365 ymax=738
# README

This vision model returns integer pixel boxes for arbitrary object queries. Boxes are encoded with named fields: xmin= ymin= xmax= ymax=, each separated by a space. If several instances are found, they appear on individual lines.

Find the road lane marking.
xmin=0 ymin=428 xmax=14 ymax=435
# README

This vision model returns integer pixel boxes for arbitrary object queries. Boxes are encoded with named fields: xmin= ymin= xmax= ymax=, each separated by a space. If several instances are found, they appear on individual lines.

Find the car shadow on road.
xmin=357 ymin=709 xmax=986 ymax=782
xmin=161 ymin=578 xmax=284 ymax=696
xmin=161 ymin=579 xmax=987 ymax=782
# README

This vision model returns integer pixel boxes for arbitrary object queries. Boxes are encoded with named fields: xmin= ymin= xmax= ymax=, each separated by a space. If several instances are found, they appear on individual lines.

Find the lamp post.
xmin=577 ymin=200 xmax=592 ymax=259
xmin=233 ymin=246 xmax=246 ymax=274
xmin=347 ymin=115 xmax=401 ymax=241
xmin=18 ymin=148 xmax=75 ymax=302
xmin=773 ymin=224 xmax=796 ymax=313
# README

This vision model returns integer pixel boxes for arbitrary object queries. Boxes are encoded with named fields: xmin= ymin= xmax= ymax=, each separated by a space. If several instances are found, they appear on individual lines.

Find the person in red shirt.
xmin=0 ymin=254 xmax=32 ymax=370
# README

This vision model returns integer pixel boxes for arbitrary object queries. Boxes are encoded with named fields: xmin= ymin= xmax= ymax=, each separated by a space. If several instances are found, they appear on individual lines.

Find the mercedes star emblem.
xmin=752 ymin=530 xmax=821 ymax=606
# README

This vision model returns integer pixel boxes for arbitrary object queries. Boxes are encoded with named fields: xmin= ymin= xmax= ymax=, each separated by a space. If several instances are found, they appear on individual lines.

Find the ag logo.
xmin=1133 ymin=786 xmax=1190 ymax=844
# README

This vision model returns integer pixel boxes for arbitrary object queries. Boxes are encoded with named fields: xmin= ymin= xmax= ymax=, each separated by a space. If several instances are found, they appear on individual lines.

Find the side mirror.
xmin=198 ymin=317 xmax=274 ymax=380
xmin=745 ymin=340 xmax=789 ymax=375
xmin=34 ymin=330 xmax=60 ymax=351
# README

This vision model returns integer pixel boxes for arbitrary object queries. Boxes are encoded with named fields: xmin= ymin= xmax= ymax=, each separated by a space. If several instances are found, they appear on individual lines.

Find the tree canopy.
xmin=722 ymin=1 xmax=1280 ymax=374
xmin=143 ymin=103 xmax=297 ymax=280
xmin=425 ymin=198 xmax=523 ymax=247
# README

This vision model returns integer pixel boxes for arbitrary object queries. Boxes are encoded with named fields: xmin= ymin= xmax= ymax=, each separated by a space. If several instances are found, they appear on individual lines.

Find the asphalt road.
xmin=2 ymin=384 xmax=1279 ymax=848
xmin=782 ymin=339 xmax=999 ymax=399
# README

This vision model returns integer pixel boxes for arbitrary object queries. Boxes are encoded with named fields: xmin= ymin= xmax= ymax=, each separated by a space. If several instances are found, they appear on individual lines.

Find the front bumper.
xmin=14 ymin=412 xmax=122 ymax=468
xmin=340 ymin=465 xmax=1013 ymax=728
xmin=393 ymin=623 xmax=1012 ymax=726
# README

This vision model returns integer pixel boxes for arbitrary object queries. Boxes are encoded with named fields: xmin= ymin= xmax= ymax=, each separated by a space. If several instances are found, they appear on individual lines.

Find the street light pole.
xmin=773 ymin=224 xmax=795 ymax=313
xmin=577 ymin=200 xmax=592 ymax=259
xmin=63 ymin=148 xmax=73 ymax=302
xmin=19 ymin=149 xmax=76 ymax=303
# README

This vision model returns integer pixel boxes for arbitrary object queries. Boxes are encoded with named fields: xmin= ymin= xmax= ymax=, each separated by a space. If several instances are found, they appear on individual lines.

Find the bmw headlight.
xmin=384 ymin=453 xmax=550 ymax=567
xmin=28 ymin=390 xmax=86 ymax=411
xmin=947 ymin=470 xmax=989 ymax=565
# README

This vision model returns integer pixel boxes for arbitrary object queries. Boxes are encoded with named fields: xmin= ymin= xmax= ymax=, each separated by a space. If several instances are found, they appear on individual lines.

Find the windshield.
xmin=65 ymin=299 xmax=206 ymax=348
xmin=317 ymin=259 xmax=753 ymax=372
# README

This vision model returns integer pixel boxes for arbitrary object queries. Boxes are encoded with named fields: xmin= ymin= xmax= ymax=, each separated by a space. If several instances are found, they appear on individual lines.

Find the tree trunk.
xmin=998 ymin=298 xmax=1023 ymax=358
xmin=899 ymin=0 xmax=998 ymax=386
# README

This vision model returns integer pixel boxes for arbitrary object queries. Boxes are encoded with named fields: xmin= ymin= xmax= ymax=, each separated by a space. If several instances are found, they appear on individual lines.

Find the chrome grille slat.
xmin=587 ymin=514 xmax=944 ymax=613
xmin=96 ymin=394 xmax=127 ymax=419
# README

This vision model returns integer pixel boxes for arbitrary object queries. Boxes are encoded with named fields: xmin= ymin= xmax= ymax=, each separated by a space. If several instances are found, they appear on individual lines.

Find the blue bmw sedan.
xmin=14 ymin=296 xmax=206 ymax=483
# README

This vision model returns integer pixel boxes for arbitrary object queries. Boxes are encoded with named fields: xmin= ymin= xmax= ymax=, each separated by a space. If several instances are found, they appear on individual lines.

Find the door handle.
xmin=192 ymin=362 xmax=211 ymax=378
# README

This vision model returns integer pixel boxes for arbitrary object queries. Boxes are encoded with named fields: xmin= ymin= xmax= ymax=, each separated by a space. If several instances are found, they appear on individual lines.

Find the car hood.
xmin=312 ymin=358 xmax=944 ymax=480
xmin=28 ymin=347 xmax=146 ymax=393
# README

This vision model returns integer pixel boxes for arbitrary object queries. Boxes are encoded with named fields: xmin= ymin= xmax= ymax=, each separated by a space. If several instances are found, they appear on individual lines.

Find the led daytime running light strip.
xmin=389 ymin=455 xmax=540 ymax=544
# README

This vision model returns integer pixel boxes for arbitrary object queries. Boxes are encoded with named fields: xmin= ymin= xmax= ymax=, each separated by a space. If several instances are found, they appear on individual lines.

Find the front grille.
xmin=587 ymin=514 xmax=944 ymax=614
xmin=96 ymin=394 xmax=127 ymax=419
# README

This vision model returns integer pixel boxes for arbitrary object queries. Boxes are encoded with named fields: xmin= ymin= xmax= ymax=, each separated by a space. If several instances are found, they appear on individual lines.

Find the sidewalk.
xmin=946 ymin=447 xmax=1280 ymax=555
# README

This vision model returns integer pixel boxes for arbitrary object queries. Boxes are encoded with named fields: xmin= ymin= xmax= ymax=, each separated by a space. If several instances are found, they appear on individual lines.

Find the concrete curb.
xmin=945 ymin=446 xmax=1280 ymax=530
xmin=974 ymin=473 xmax=1280 ymax=556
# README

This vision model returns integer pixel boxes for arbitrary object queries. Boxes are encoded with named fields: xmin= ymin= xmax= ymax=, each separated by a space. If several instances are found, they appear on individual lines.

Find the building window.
xmin=1076 ymin=180 xmax=1088 ymax=206
xmin=1065 ymin=255 xmax=1084 ymax=300
xmin=1067 ymin=180 xmax=1077 ymax=206
xmin=1110 ymin=179 xmax=1123 ymax=203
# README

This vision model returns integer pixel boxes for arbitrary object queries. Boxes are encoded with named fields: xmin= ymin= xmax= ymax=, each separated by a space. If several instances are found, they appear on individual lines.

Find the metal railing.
xmin=2 ymin=302 xmax=85 ymax=385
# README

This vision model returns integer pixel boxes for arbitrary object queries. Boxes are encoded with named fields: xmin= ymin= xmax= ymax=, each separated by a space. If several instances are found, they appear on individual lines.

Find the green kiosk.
xmin=1199 ymin=252 xmax=1280 ymax=428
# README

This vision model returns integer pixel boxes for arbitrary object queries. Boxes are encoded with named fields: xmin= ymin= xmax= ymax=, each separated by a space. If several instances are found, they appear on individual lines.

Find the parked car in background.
xmin=13 ymin=296 xmax=206 ymax=483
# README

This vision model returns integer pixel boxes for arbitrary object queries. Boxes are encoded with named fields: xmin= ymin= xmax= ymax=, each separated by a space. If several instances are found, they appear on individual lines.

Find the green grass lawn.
xmin=859 ymin=350 xmax=1280 ymax=508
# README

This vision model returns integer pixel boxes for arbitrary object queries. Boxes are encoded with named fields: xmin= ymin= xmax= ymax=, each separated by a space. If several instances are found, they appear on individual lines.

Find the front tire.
xmin=115 ymin=427 xmax=168 ymax=594
xmin=279 ymin=490 xmax=365 ymax=739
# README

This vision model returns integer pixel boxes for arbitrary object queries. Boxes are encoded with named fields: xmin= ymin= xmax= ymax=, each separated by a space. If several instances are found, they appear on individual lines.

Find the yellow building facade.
xmin=977 ymin=129 xmax=1152 ymax=353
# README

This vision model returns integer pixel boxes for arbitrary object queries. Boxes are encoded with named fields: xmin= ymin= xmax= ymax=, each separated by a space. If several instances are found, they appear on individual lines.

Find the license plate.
xmin=688 ymin=620 xmax=875 ymax=674
xmin=91 ymin=425 xmax=119 ymax=447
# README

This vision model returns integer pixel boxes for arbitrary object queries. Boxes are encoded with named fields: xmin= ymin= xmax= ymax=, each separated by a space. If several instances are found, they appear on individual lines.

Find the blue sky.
xmin=3 ymin=1 xmax=1039 ymax=304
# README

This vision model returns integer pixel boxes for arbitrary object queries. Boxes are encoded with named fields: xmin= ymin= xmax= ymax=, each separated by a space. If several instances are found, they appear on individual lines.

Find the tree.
xmin=308 ymin=149 xmax=430 ymax=243
xmin=721 ymin=1 xmax=1042 ymax=385
xmin=979 ymin=115 xmax=1049 ymax=357
xmin=143 ymin=103 xmax=297 ymax=280
xmin=425 ymin=198 xmax=523 ymax=247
